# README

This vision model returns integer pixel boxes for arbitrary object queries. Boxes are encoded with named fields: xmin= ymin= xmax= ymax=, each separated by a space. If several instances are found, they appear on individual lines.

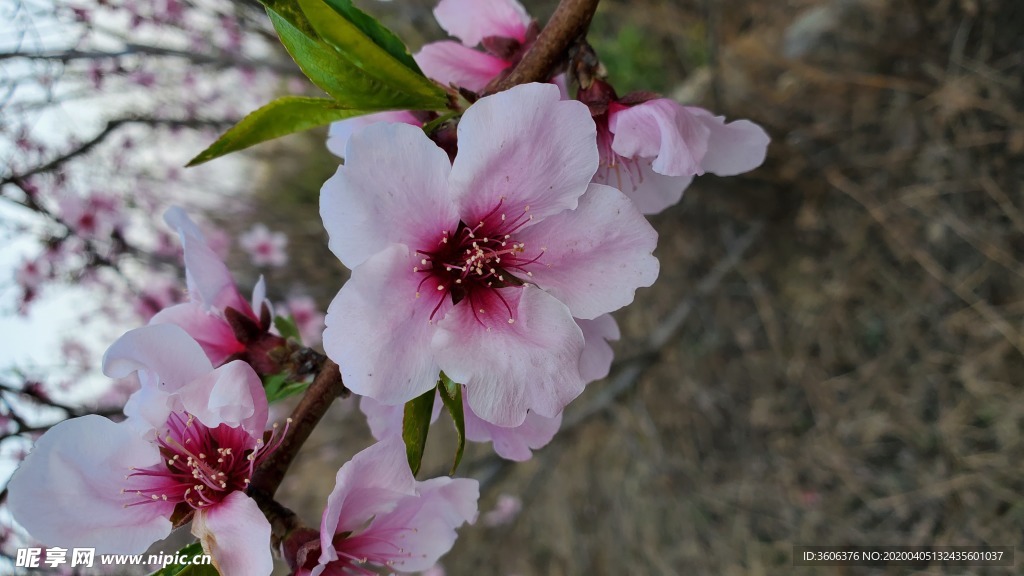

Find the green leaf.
xmin=402 ymin=387 xmax=436 ymax=476
xmin=147 ymin=542 xmax=218 ymax=576
xmin=262 ymin=372 xmax=310 ymax=403
xmin=187 ymin=96 xmax=377 ymax=166
xmin=274 ymin=315 xmax=302 ymax=343
xmin=297 ymin=0 xmax=444 ymax=102
xmin=261 ymin=0 xmax=447 ymax=110
xmin=322 ymin=0 xmax=422 ymax=73
xmin=438 ymin=373 xmax=465 ymax=475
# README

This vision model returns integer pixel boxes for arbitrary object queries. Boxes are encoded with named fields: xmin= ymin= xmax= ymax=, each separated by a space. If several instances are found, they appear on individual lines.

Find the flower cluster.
xmin=6 ymin=0 xmax=770 ymax=572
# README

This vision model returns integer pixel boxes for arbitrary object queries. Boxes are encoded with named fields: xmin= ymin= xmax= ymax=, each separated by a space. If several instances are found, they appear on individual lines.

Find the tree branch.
xmin=488 ymin=0 xmax=601 ymax=93
xmin=249 ymin=358 xmax=347 ymax=497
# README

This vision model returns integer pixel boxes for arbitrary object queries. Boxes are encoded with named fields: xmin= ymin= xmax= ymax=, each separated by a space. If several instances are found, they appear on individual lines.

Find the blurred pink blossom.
xmin=482 ymin=493 xmax=522 ymax=527
xmin=280 ymin=295 xmax=325 ymax=346
xmin=239 ymin=223 xmax=288 ymax=268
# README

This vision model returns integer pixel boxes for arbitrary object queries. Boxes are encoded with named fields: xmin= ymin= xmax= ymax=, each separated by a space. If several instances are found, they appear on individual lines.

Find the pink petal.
xmin=433 ymin=0 xmax=530 ymax=46
xmin=688 ymin=107 xmax=770 ymax=176
xmin=609 ymin=98 xmax=711 ymax=178
xmin=578 ymin=314 xmax=620 ymax=383
xmin=449 ymin=83 xmax=598 ymax=226
xmin=464 ymin=398 xmax=562 ymax=461
xmin=339 ymin=477 xmax=478 ymax=572
xmin=415 ymin=41 xmax=511 ymax=92
xmin=593 ymin=157 xmax=694 ymax=215
xmin=319 ymin=437 xmax=417 ymax=560
xmin=360 ymin=393 xmax=442 ymax=441
xmin=323 ymin=245 xmax=448 ymax=405
xmin=192 ymin=493 xmax=273 ymax=576
xmin=164 ymin=207 xmax=250 ymax=314
xmin=326 ymin=110 xmax=421 ymax=158
xmin=103 ymin=323 xmax=214 ymax=392
xmin=149 ymin=302 xmax=244 ymax=366
xmin=8 ymin=416 xmax=172 ymax=553
xmin=433 ymin=286 xmax=585 ymax=426
xmin=320 ymin=123 xmax=458 ymax=269
xmin=176 ymin=360 xmax=268 ymax=437
xmin=516 ymin=183 xmax=660 ymax=319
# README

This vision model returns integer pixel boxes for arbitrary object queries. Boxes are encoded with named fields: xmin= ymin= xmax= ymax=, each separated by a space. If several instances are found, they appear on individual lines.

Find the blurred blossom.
xmin=280 ymin=295 xmax=325 ymax=346
xmin=240 ymin=224 xmax=288 ymax=268
xmin=482 ymin=494 xmax=522 ymax=527
xmin=133 ymin=274 xmax=184 ymax=322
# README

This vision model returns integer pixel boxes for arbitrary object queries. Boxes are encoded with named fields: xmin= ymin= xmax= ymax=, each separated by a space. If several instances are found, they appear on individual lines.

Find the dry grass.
xmin=243 ymin=0 xmax=1024 ymax=573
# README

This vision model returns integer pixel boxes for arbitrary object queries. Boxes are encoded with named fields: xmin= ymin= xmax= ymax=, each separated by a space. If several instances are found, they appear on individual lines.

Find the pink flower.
xmin=134 ymin=274 xmax=184 ymax=322
xmin=150 ymin=208 xmax=280 ymax=370
xmin=239 ymin=223 xmax=288 ymax=268
xmin=279 ymin=295 xmax=325 ymax=347
xmin=7 ymin=325 xmax=281 ymax=576
xmin=359 ymin=314 xmax=618 ymax=461
xmin=297 ymin=437 xmax=477 ymax=576
xmin=582 ymin=81 xmax=770 ymax=214
xmin=416 ymin=0 xmax=536 ymax=93
xmin=321 ymin=83 xmax=657 ymax=427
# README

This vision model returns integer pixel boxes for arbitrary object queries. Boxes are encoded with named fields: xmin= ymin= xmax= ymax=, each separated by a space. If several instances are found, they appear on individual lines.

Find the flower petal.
xmin=177 ymin=360 xmax=268 ymax=437
xmin=8 ymin=416 xmax=172 ymax=554
xmin=433 ymin=0 xmax=530 ymax=46
xmin=192 ymin=492 xmax=273 ymax=576
xmin=464 ymin=398 xmax=562 ymax=461
xmin=323 ymin=244 xmax=448 ymax=405
xmin=319 ymin=437 xmax=417 ymax=564
xmin=320 ymin=123 xmax=458 ymax=269
xmin=415 ymin=41 xmax=511 ymax=92
xmin=449 ymin=83 xmax=598 ymax=226
xmin=149 ymin=302 xmax=244 ymax=366
xmin=360 ymin=393 xmax=442 ymax=441
xmin=609 ymin=98 xmax=711 ymax=177
xmin=164 ymin=207 xmax=250 ymax=314
xmin=434 ymin=286 xmax=585 ymax=426
xmin=689 ymin=107 xmax=771 ymax=176
xmin=593 ymin=157 xmax=693 ymax=215
xmin=326 ymin=111 xmax=421 ymax=158
xmin=578 ymin=314 xmax=620 ymax=383
xmin=103 ymin=323 xmax=214 ymax=392
xmin=517 ymin=183 xmax=659 ymax=319
xmin=339 ymin=477 xmax=479 ymax=572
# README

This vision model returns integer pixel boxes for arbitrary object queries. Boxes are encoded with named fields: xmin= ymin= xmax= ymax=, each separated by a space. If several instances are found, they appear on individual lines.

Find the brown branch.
xmin=488 ymin=0 xmax=601 ymax=93
xmin=249 ymin=358 xmax=347 ymax=497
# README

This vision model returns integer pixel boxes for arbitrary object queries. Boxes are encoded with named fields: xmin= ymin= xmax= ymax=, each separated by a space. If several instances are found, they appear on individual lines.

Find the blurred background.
xmin=1 ymin=0 xmax=1022 ymax=574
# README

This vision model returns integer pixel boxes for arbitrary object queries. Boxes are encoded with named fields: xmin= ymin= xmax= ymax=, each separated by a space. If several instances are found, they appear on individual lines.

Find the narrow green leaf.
xmin=322 ymin=0 xmax=422 ymax=73
xmin=438 ymin=373 xmax=465 ymax=475
xmin=274 ymin=315 xmax=302 ymax=343
xmin=297 ymin=0 xmax=445 ymax=103
xmin=147 ymin=542 xmax=215 ymax=576
xmin=402 ymin=387 xmax=436 ymax=476
xmin=187 ymin=96 xmax=376 ymax=166
xmin=262 ymin=2 xmax=447 ymax=110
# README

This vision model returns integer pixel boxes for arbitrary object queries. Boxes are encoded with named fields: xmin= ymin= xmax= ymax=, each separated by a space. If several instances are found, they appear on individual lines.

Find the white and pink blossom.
xmin=7 ymin=324 xmax=282 ymax=576
xmin=584 ymin=81 xmax=770 ymax=214
xmin=150 ymin=207 xmax=271 ymax=367
xmin=239 ymin=223 xmax=288 ymax=268
xmin=321 ymin=83 xmax=658 ymax=427
xmin=299 ymin=437 xmax=478 ymax=576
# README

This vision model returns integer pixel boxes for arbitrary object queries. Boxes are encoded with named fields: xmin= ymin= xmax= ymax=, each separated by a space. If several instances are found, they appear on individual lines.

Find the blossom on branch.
xmin=150 ymin=208 xmax=285 ymax=373
xmin=581 ymin=80 xmax=771 ymax=214
xmin=8 ymin=324 xmax=282 ymax=576
xmin=293 ymin=437 xmax=478 ymax=576
xmin=321 ymin=83 xmax=658 ymax=427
